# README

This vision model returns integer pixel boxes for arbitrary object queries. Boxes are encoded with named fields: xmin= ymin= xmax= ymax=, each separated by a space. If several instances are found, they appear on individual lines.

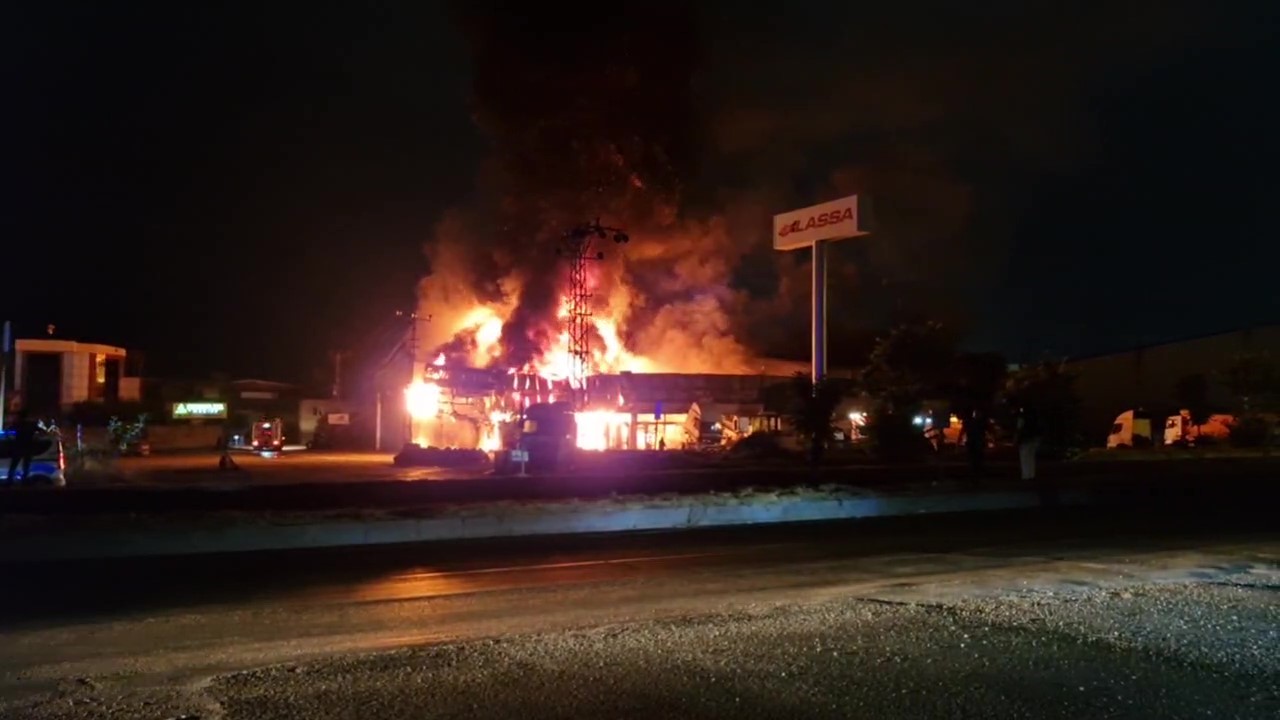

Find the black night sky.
xmin=6 ymin=2 xmax=1278 ymax=385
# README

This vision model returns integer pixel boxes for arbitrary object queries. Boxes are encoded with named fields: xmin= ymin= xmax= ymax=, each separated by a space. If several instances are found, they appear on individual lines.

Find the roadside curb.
xmin=0 ymin=489 xmax=1089 ymax=563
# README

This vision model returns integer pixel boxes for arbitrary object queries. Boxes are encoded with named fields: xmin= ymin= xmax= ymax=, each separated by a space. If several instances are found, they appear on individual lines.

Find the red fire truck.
xmin=250 ymin=418 xmax=284 ymax=452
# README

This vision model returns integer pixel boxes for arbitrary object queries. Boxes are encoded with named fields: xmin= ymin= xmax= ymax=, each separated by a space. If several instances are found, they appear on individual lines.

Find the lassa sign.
xmin=773 ymin=195 xmax=867 ymax=250
xmin=777 ymin=207 xmax=853 ymax=238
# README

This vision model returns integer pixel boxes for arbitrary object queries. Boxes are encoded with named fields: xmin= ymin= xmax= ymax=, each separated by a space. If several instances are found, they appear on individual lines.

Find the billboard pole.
xmin=811 ymin=240 xmax=827 ymax=384
xmin=772 ymin=195 xmax=868 ymax=388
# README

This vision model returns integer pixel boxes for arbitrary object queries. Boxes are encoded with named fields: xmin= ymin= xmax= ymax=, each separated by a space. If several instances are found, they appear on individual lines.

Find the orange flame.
xmin=411 ymin=251 xmax=738 ymax=450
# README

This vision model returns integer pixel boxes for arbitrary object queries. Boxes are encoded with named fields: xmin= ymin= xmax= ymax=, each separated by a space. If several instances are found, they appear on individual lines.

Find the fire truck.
xmin=250 ymin=417 xmax=284 ymax=452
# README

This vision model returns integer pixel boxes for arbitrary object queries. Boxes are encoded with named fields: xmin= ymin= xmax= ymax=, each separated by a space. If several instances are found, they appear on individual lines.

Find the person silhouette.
xmin=7 ymin=408 xmax=40 ymax=483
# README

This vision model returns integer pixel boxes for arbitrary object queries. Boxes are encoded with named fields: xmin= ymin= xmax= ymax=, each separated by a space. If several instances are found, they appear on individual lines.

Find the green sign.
xmin=172 ymin=402 xmax=228 ymax=420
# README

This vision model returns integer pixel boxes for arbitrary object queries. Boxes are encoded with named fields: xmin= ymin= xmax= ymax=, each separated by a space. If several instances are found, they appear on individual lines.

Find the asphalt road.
xmin=112 ymin=451 xmax=489 ymax=485
xmin=1 ymin=507 xmax=1277 ymax=718
xmin=101 ymin=448 xmax=726 ymax=487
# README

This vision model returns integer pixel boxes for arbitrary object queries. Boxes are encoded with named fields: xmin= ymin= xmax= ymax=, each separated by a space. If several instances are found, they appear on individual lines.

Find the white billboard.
xmin=773 ymin=194 xmax=867 ymax=250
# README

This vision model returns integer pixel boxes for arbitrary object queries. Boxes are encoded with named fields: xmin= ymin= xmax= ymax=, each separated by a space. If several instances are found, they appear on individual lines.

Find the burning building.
xmin=385 ymin=209 xmax=812 ymax=456
xmin=396 ymin=204 xmax=800 ymax=455
xmin=399 ymin=284 xmax=805 ymax=456
xmin=393 ymin=7 xmax=810 ymax=454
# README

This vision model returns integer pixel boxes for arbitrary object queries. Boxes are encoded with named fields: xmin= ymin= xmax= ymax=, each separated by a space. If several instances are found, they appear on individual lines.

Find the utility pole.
xmin=0 ymin=320 xmax=10 ymax=430
xmin=375 ymin=391 xmax=383 ymax=451
xmin=330 ymin=350 xmax=349 ymax=399
xmin=394 ymin=310 xmax=431 ymax=443
xmin=396 ymin=310 xmax=432 ymax=367
xmin=556 ymin=219 xmax=628 ymax=408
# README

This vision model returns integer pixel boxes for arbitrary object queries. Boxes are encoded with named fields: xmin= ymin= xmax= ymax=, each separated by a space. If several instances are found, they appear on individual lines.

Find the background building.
xmin=155 ymin=377 xmax=305 ymax=436
xmin=11 ymin=338 xmax=141 ymax=416
xmin=1066 ymin=325 xmax=1280 ymax=441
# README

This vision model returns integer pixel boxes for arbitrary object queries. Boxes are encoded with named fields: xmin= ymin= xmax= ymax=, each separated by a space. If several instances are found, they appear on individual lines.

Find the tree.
xmin=859 ymin=322 xmax=956 ymax=461
xmin=1172 ymin=373 xmax=1211 ymax=427
xmin=1222 ymin=352 xmax=1279 ymax=449
xmin=1003 ymin=361 xmax=1081 ymax=458
xmin=1223 ymin=352 xmax=1279 ymax=414
xmin=784 ymin=374 xmax=847 ymax=464
xmin=1169 ymin=372 xmax=1213 ymax=446
xmin=948 ymin=352 xmax=1008 ymax=414
xmin=860 ymin=321 xmax=956 ymax=411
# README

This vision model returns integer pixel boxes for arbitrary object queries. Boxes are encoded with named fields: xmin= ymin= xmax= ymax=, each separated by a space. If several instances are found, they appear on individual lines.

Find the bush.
xmin=106 ymin=415 xmax=148 ymax=455
xmin=782 ymin=375 xmax=847 ymax=463
xmin=68 ymin=401 xmax=151 ymax=427
xmin=1003 ymin=361 xmax=1083 ymax=458
xmin=862 ymin=410 xmax=931 ymax=462
xmin=394 ymin=445 xmax=490 ymax=467
xmin=1230 ymin=415 xmax=1273 ymax=448
xmin=1192 ymin=433 xmax=1222 ymax=448
xmin=725 ymin=432 xmax=799 ymax=462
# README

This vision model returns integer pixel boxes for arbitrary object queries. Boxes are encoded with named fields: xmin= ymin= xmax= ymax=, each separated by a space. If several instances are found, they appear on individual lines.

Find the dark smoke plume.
xmin=424 ymin=2 xmax=1209 ymax=369
xmin=421 ymin=3 xmax=737 ymax=371
xmin=693 ymin=2 xmax=1205 ymax=353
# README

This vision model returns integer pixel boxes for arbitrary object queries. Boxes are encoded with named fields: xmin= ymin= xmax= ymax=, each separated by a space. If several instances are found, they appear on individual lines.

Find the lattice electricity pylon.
xmin=556 ymin=219 xmax=629 ymax=406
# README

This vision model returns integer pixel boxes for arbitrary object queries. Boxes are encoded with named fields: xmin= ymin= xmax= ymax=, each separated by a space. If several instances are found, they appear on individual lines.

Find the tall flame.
xmin=410 ymin=220 xmax=761 ymax=452
xmin=408 ymin=285 xmax=661 ymax=453
xmin=444 ymin=289 xmax=657 ymax=383
xmin=405 ymin=380 xmax=440 ymax=421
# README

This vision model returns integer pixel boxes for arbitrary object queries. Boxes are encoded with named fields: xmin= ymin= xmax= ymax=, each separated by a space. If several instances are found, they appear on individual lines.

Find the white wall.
xmin=119 ymin=377 xmax=141 ymax=402
xmin=298 ymin=398 xmax=357 ymax=442
xmin=63 ymin=352 xmax=90 ymax=405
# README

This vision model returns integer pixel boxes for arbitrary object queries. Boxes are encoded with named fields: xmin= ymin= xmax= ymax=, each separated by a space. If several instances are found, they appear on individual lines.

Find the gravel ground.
xmin=6 ymin=579 xmax=1277 ymax=720
xmin=950 ymin=581 xmax=1280 ymax=675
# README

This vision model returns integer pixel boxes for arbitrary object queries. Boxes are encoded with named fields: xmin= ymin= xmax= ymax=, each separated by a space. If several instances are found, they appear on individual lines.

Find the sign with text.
xmin=773 ymin=194 xmax=868 ymax=250
xmin=327 ymin=413 xmax=350 ymax=425
xmin=172 ymin=402 xmax=228 ymax=420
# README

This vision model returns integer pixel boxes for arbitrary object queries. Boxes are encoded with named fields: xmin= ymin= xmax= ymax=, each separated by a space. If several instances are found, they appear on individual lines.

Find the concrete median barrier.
xmin=0 ymin=487 xmax=1089 ymax=563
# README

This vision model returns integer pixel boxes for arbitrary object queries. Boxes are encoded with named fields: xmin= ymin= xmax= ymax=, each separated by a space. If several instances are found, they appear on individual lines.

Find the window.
xmin=88 ymin=354 xmax=107 ymax=401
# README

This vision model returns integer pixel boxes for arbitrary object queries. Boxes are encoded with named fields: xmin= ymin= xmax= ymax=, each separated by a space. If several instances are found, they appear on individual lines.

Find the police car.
xmin=1 ymin=429 xmax=67 ymax=487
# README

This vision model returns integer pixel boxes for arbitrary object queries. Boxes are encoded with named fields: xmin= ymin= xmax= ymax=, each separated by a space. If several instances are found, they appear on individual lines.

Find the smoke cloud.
xmin=693 ymin=1 xmax=1205 ymax=345
xmin=416 ymin=3 xmax=763 ymax=374
xmin=421 ymin=2 xmax=1209 ymax=370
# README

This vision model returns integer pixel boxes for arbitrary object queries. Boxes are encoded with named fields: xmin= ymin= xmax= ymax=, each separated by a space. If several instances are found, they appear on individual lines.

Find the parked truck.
xmin=1163 ymin=411 xmax=1235 ymax=446
xmin=1107 ymin=409 xmax=1235 ymax=448
xmin=502 ymin=401 xmax=577 ymax=474
xmin=1107 ymin=409 xmax=1156 ymax=448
